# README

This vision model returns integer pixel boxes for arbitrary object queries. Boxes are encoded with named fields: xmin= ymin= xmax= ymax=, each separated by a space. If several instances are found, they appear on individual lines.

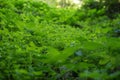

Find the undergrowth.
xmin=0 ymin=0 xmax=120 ymax=80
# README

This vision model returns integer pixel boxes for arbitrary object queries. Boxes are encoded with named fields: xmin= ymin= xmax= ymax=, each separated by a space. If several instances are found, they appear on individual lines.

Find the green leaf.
xmin=42 ymin=47 xmax=60 ymax=63
xmin=83 ymin=41 xmax=102 ymax=50
xmin=33 ymin=71 xmax=42 ymax=76
xmin=16 ymin=69 xmax=28 ymax=74
xmin=59 ymin=46 xmax=79 ymax=62
xmin=89 ymin=71 xmax=101 ymax=78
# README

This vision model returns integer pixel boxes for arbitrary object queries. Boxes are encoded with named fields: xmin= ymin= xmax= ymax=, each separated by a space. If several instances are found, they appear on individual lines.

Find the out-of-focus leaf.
xmin=83 ymin=41 xmax=103 ymax=50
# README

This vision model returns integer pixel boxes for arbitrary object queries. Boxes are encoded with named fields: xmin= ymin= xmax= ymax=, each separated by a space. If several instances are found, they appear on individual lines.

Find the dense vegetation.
xmin=0 ymin=0 xmax=120 ymax=80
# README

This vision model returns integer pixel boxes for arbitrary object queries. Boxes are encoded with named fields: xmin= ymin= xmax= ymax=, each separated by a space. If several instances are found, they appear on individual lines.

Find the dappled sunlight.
xmin=73 ymin=0 xmax=80 ymax=4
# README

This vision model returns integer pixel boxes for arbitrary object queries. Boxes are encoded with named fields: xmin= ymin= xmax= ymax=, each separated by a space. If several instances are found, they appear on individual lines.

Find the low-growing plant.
xmin=0 ymin=0 xmax=120 ymax=80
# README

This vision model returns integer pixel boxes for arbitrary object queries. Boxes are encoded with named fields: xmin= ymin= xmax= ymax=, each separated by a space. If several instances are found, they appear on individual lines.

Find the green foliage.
xmin=82 ymin=0 xmax=120 ymax=19
xmin=0 ymin=0 xmax=120 ymax=80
